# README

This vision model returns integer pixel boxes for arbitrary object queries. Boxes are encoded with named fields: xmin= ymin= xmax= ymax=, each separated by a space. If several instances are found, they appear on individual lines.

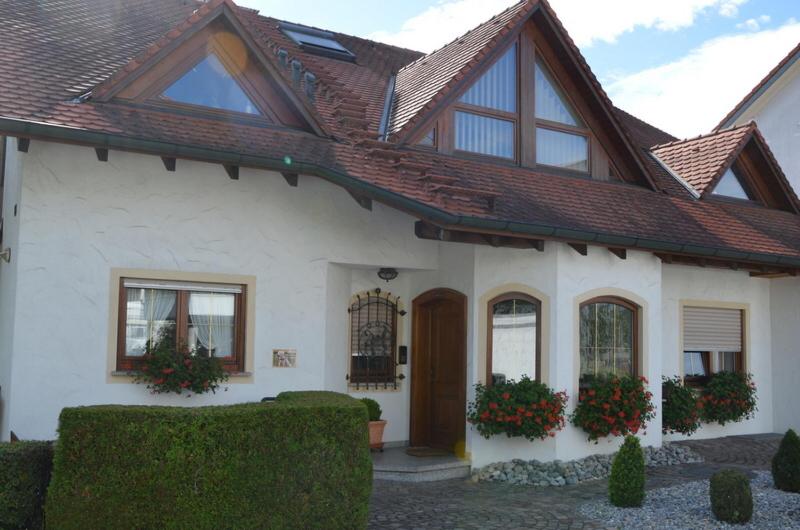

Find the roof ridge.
xmin=652 ymin=121 xmax=754 ymax=150
xmin=396 ymin=0 xmax=528 ymax=74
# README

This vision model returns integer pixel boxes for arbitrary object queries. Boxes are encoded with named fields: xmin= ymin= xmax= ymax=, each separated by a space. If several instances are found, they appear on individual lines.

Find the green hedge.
xmin=608 ymin=436 xmax=645 ymax=507
xmin=46 ymin=392 xmax=372 ymax=530
xmin=0 ymin=441 xmax=53 ymax=529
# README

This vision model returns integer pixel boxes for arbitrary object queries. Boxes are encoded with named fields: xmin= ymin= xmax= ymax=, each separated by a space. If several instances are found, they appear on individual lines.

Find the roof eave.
xmin=3 ymin=116 xmax=799 ymax=271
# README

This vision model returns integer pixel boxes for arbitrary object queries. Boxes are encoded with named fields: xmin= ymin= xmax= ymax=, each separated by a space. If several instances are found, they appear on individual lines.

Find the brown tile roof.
xmin=1 ymin=0 xmax=799 ymax=267
xmin=716 ymin=41 xmax=800 ymax=131
xmin=389 ymin=0 xmax=533 ymax=137
xmin=651 ymin=123 xmax=754 ymax=196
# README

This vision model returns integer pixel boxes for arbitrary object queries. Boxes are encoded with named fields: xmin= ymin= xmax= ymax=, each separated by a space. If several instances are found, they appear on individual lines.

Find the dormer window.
xmin=534 ymin=58 xmax=589 ymax=172
xmin=161 ymin=53 xmax=261 ymax=115
xmin=436 ymin=34 xmax=611 ymax=178
xmin=713 ymin=166 xmax=753 ymax=201
xmin=454 ymin=44 xmax=517 ymax=159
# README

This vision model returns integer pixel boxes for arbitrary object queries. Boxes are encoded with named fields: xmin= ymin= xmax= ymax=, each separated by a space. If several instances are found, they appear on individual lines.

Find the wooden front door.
xmin=410 ymin=289 xmax=467 ymax=451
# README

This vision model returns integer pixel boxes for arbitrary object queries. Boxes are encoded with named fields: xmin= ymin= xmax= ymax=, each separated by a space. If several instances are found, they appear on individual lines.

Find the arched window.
xmin=579 ymin=296 xmax=638 ymax=386
xmin=487 ymin=293 xmax=541 ymax=385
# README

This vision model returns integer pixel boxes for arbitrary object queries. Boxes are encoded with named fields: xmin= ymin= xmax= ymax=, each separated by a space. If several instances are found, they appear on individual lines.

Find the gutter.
xmin=2 ymin=117 xmax=800 ymax=269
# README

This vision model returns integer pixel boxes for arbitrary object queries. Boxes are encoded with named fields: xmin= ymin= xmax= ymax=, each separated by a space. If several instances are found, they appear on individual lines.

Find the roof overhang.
xmin=2 ymin=117 xmax=800 ymax=275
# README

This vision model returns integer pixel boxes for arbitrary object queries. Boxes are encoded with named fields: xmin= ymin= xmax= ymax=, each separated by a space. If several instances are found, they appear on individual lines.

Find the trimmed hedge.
xmin=772 ymin=428 xmax=800 ymax=493
xmin=46 ymin=392 xmax=372 ymax=529
xmin=710 ymin=469 xmax=753 ymax=524
xmin=0 ymin=441 xmax=53 ymax=530
xmin=608 ymin=436 xmax=646 ymax=507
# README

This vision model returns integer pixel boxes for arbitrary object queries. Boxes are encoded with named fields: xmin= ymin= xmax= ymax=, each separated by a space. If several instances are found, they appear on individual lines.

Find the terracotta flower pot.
xmin=368 ymin=420 xmax=387 ymax=450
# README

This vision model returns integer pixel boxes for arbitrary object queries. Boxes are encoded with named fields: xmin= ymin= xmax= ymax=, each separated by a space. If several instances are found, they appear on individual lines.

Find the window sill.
xmin=111 ymin=371 xmax=253 ymax=378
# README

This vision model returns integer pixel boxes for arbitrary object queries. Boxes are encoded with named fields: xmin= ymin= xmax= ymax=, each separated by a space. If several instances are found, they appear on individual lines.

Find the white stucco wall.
xmin=0 ymin=137 xmax=23 ymax=441
xmin=467 ymin=244 xmax=663 ymax=468
xmin=661 ymin=265 xmax=774 ymax=441
xmin=770 ymin=277 xmax=800 ymax=434
xmin=5 ymin=140 xmax=439 ymax=440
xmin=2 ymin=138 xmax=790 ymax=464
xmin=732 ymin=58 xmax=800 ymax=192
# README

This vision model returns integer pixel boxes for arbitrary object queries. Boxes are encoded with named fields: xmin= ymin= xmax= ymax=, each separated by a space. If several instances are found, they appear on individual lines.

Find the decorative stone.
xmin=471 ymin=442 xmax=703 ymax=487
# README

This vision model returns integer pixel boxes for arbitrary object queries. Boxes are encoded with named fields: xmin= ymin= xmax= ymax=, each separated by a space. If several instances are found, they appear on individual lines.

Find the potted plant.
xmin=361 ymin=398 xmax=386 ymax=451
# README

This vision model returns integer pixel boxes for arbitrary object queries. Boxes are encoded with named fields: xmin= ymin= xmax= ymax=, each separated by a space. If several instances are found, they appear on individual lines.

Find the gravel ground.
xmin=579 ymin=471 xmax=800 ymax=529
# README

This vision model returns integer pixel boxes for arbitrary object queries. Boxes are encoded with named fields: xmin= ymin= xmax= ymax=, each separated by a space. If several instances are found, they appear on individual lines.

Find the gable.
xmin=396 ymin=4 xmax=655 ymax=187
xmin=652 ymin=124 xmax=799 ymax=213
xmin=93 ymin=2 xmax=322 ymax=133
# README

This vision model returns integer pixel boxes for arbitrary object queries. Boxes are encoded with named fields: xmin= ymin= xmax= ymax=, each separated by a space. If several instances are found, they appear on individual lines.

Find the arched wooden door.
xmin=410 ymin=289 xmax=467 ymax=451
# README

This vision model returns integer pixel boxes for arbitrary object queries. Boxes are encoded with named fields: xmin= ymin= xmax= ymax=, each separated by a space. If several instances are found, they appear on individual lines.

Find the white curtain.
xmin=125 ymin=288 xmax=176 ymax=356
xmin=189 ymin=292 xmax=234 ymax=358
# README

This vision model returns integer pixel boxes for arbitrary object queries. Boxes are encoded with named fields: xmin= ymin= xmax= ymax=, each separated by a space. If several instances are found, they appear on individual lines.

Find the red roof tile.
xmin=0 ymin=0 xmax=799 ymax=267
xmin=651 ymin=124 xmax=753 ymax=196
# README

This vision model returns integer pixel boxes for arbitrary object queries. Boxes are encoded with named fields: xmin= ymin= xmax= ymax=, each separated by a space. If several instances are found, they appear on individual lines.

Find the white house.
xmin=0 ymin=0 xmax=798 ymax=468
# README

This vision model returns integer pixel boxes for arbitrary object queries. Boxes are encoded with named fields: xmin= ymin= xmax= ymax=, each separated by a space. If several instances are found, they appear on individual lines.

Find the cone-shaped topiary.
xmin=772 ymin=428 xmax=800 ymax=493
xmin=609 ymin=435 xmax=645 ymax=507
xmin=710 ymin=469 xmax=753 ymax=524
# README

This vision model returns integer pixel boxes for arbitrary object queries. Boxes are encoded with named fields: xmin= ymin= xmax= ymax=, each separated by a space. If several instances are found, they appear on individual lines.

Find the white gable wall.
xmin=730 ymin=57 xmax=800 ymax=193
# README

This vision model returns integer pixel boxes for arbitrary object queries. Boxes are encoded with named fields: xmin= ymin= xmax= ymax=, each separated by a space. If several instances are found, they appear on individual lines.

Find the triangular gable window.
xmin=535 ymin=58 xmax=582 ymax=127
xmin=459 ymin=44 xmax=517 ymax=113
xmin=713 ymin=167 xmax=753 ymax=200
xmin=161 ymin=53 xmax=261 ymax=115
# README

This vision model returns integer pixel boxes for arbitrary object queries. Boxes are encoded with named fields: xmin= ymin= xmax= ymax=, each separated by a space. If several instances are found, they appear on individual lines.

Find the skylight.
xmin=280 ymin=23 xmax=355 ymax=61
xmin=713 ymin=167 xmax=753 ymax=200
xmin=162 ymin=53 xmax=260 ymax=115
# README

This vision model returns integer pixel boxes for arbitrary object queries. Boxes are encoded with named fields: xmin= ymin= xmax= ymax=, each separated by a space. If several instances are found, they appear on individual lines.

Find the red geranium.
xmin=571 ymin=375 xmax=655 ymax=442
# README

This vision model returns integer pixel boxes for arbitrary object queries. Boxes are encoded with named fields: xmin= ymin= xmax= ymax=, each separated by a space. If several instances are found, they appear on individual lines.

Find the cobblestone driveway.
xmin=368 ymin=434 xmax=781 ymax=530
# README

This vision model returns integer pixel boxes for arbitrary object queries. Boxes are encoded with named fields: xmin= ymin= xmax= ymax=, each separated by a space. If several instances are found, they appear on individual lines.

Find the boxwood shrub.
xmin=772 ymin=428 xmax=800 ymax=493
xmin=608 ymin=435 xmax=646 ymax=507
xmin=709 ymin=469 xmax=753 ymax=524
xmin=46 ymin=392 xmax=371 ymax=530
xmin=0 ymin=441 xmax=53 ymax=530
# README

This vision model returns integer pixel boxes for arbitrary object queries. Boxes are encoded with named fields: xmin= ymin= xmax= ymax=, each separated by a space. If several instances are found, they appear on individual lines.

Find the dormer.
xmin=91 ymin=1 xmax=325 ymax=135
xmin=391 ymin=1 xmax=656 ymax=189
xmin=652 ymin=123 xmax=799 ymax=213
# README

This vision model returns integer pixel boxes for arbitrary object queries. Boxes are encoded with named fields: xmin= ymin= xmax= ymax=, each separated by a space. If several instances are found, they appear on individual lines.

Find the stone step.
xmin=372 ymin=448 xmax=471 ymax=482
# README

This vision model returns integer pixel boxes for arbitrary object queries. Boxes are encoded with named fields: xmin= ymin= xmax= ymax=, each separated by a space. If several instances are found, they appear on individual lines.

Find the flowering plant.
xmin=698 ymin=371 xmax=757 ymax=425
xmin=571 ymin=375 xmax=655 ymax=442
xmin=662 ymin=376 xmax=702 ymax=435
xmin=134 ymin=335 xmax=228 ymax=396
xmin=467 ymin=377 xmax=567 ymax=442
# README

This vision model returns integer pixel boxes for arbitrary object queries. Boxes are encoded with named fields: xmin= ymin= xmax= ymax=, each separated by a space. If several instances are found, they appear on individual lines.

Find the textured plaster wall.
xmin=0 ymin=138 xmax=23 ymax=441
xmin=661 ymin=265 xmax=774 ymax=441
xmin=770 ymin=277 xmax=800 ymax=434
xmin=6 ymin=141 xmax=438 ymax=440
xmin=467 ymin=244 xmax=663 ymax=467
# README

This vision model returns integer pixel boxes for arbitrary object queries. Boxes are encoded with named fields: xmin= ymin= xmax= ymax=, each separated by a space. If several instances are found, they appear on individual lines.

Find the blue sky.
xmin=238 ymin=0 xmax=800 ymax=138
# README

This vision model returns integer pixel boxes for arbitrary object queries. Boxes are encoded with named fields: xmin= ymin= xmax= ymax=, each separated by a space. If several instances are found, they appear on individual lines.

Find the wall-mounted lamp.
xmin=0 ymin=248 xmax=9 ymax=264
xmin=377 ymin=267 xmax=398 ymax=282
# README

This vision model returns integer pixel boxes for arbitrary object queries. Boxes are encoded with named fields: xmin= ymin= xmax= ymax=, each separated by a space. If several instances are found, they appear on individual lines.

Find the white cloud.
xmin=737 ymin=14 xmax=771 ymax=31
xmin=367 ymin=0 xmax=752 ymax=52
xmin=606 ymin=19 xmax=800 ymax=139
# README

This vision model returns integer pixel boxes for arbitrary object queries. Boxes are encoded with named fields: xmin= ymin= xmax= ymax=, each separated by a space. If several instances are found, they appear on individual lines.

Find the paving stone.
xmin=368 ymin=434 xmax=782 ymax=529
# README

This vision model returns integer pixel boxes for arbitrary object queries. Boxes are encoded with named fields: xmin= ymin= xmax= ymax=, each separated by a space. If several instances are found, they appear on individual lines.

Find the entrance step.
xmin=372 ymin=447 xmax=471 ymax=482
